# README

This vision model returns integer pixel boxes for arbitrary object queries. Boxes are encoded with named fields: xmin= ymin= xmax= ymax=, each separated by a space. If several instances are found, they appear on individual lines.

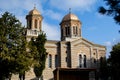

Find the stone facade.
xmin=11 ymin=7 xmax=106 ymax=80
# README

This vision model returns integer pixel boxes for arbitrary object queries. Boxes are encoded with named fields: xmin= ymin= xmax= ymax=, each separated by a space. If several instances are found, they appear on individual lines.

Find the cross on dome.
xmin=69 ymin=8 xmax=71 ymax=14
xmin=34 ymin=4 xmax=36 ymax=9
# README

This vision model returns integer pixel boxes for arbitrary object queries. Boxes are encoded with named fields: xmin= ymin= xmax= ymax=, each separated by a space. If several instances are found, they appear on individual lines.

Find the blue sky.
xmin=0 ymin=0 xmax=120 ymax=57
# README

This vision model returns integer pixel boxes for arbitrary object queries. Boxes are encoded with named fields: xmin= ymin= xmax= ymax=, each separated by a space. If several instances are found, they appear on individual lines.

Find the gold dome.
xmin=29 ymin=7 xmax=40 ymax=15
xmin=62 ymin=13 xmax=79 ymax=21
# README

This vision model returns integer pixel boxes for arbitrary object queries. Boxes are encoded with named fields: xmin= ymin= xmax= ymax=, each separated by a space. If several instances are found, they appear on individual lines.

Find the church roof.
xmin=62 ymin=13 xmax=79 ymax=21
xmin=29 ymin=7 xmax=40 ymax=15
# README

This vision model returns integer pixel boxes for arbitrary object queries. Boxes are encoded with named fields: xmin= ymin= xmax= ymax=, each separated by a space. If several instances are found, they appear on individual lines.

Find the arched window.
xmin=76 ymin=26 xmax=78 ymax=35
xmin=29 ymin=20 xmax=32 ymax=29
xmin=39 ymin=21 xmax=41 ymax=30
xmin=35 ymin=19 xmax=37 ymax=29
xmin=94 ymin=58 xmax=96 ymax=64
xmin=73 ymin=27 xmax=75 ymax=35
xmin=65 ymin=27 xmax=67 ymax=36
xmin=79 ymin=54 xmax=82 ymax=68
xmin=68 ymin=27 xmax=70 ymax=35
xmin=79 ymin=28 xmax=81 ymax=36
xmin=55 ymin=55 xmax=58 ymax=68
xmin=84 ymin=55 xmax=87 ymax=68
xmin=61 ymin=29 xmax=63 ymax=37
xmin=48 ymin=54 xmax=52 ymax=68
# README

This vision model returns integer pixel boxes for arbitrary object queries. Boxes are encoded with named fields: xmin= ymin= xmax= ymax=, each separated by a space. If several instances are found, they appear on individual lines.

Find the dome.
xmin=62 ymin=13 xmax=79 ymax=21
xmin=29 ymin=7 xmax=40 ymax=15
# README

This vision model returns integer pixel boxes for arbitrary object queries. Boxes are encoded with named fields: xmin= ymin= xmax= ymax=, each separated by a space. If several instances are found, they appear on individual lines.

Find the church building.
xmin=12 ymin=7 xmax=106 ymax=80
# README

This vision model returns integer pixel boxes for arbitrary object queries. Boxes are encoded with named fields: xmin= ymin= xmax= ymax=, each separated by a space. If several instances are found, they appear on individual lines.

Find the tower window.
xmin=73 ymin=27 xmax=75 ymax=34
xmin=39 ymin=21 xmax=41 ymax=30
xmin=68 ymin=27 xmax=70 ymax=35
xmin=48 ymin=54 xmax=52 ymax=68
xmin=79 ymin=29 xmax=81 ymax=36
xmin=65 ymin=27 xmax=70 ymax=36
xmin=76 ymin=26 xmax=78 ymax=35
xmin=29 ymin=20 xmax=32 ymax=29
xmin=35 ymin=19 xmax=37 ymax=29
xmin=61 ymin=29 xmax=63 ymax=37
xmin=65 ymin=27 xmax=67 ymax=36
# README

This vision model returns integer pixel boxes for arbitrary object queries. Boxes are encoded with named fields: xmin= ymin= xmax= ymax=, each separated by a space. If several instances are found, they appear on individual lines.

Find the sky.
xmin=0 ymin=0 xmax=120 ymax=58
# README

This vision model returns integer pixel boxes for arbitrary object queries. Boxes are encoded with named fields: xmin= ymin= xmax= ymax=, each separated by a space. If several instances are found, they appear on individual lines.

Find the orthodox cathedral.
xmin=12 ymin=7 xmax=106 ymax=80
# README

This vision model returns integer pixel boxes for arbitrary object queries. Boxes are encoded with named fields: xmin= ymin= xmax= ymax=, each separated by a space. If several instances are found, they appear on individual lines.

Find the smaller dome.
xmin=62 ymin=13 xmax=79 ymax=21
xmin=29 ymin=7 xmax=40 ymax=15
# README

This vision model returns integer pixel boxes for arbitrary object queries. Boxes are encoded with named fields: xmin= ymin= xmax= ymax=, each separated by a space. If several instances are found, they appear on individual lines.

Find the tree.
xmin=99 ymin=0 xmax=120 ymax=25
xmin=29 ymin=32 xmax=47 ymax=80
xmin=99 ymin=57 xmax=109 ymax=80
xmin=0 ymin=12 xmax=33 ymax=80
xmin=30 ymin=33 xmax=47 ymax=80
xmin=108 ymin=43 xmax=120 ymax=80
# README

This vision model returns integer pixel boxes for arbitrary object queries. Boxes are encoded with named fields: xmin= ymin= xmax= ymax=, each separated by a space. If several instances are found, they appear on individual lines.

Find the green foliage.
xmin=0 ymin=12 xmax=32 ymax=79
xmin=99 ymin=57 xmax=109 ymax=80
xmin=108 ymin=43 xmax=120 ymax=80
xmin=99 ymin=0 xmax=120 ymax=24
xmin=29 ymin=32 xmax=47 ymax=78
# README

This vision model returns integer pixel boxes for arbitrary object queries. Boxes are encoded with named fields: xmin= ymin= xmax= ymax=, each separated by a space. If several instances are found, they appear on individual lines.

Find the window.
xmin=61 ymin=29 xmax=63 ymax=37
xmin=79 ymin=29 xmax=81 ymax=36
xmin=48 ymin=54 xmax=52 ymax=68
xmin=73 ymin=27 xmax=75 ymax=34
xmin=29 ymin=20 xmax=32 ymax=29
xmin=94 ymin=59 xmax=96 ymax=64
xmin=65 ymin=27 xmax=70 ymax=36
xmin=84 ymin=55 xmax=87 ymax=68
xmin=79 ymin=54 xmax=87 ymax=68
xmin=66 ymin=57 xmax=67 ymax=62
xmin=39 ymin=21 xmax=41 ymax=29
xmin=68 ymin=27 xmax=70 ymax=35
xmin=76 ymin=26 xmax=78 ymax=35
xmin=55 ymin=55 xmax=58 ymax=68
xmin=79 ymin=54 xmax=82 ymax=68
xmin=65 ymin=27 xmax=67 ymax=36
xmin=35 ymin=19 xmax=37 ymax=28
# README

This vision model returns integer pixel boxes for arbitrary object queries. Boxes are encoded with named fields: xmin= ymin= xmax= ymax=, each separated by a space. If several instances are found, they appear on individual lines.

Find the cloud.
xmin=49 ymin=0 xmax=96 ymax=12
xmin=44 ymin=10 xmax=62 ymax=21
xmin=104 ymin=41 xmax=112 ymax=47
xmin=0 ymin=0 xmax=62 ymax=40
xmin=104 ymin=38 xmax=120 ymax=58
xmin=0 ymin=0 xmax=43 ymax=25
xmin=104 ymin=41 xmax=112 ymax=58
xmin=87 ymin=26 xmax=97 ymax=31
xmin=0 ymin=0 xmax=42 ymax=11
xmin=95 ymin=12 xmax=105 ymax=18
xmin=42 ymin=21 xmax=60 ymax=40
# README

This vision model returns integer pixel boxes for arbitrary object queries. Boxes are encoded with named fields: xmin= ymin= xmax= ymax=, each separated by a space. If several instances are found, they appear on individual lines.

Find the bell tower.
xmin=26 ymin=6 xmax=43 ymax=41
xmin=60 ymin=11 xmax=82 ymax=41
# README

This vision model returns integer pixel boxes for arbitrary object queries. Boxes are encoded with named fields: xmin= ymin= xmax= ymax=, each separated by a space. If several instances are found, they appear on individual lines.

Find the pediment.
xmin=71 ymin=38 xmax=93 ymax=47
